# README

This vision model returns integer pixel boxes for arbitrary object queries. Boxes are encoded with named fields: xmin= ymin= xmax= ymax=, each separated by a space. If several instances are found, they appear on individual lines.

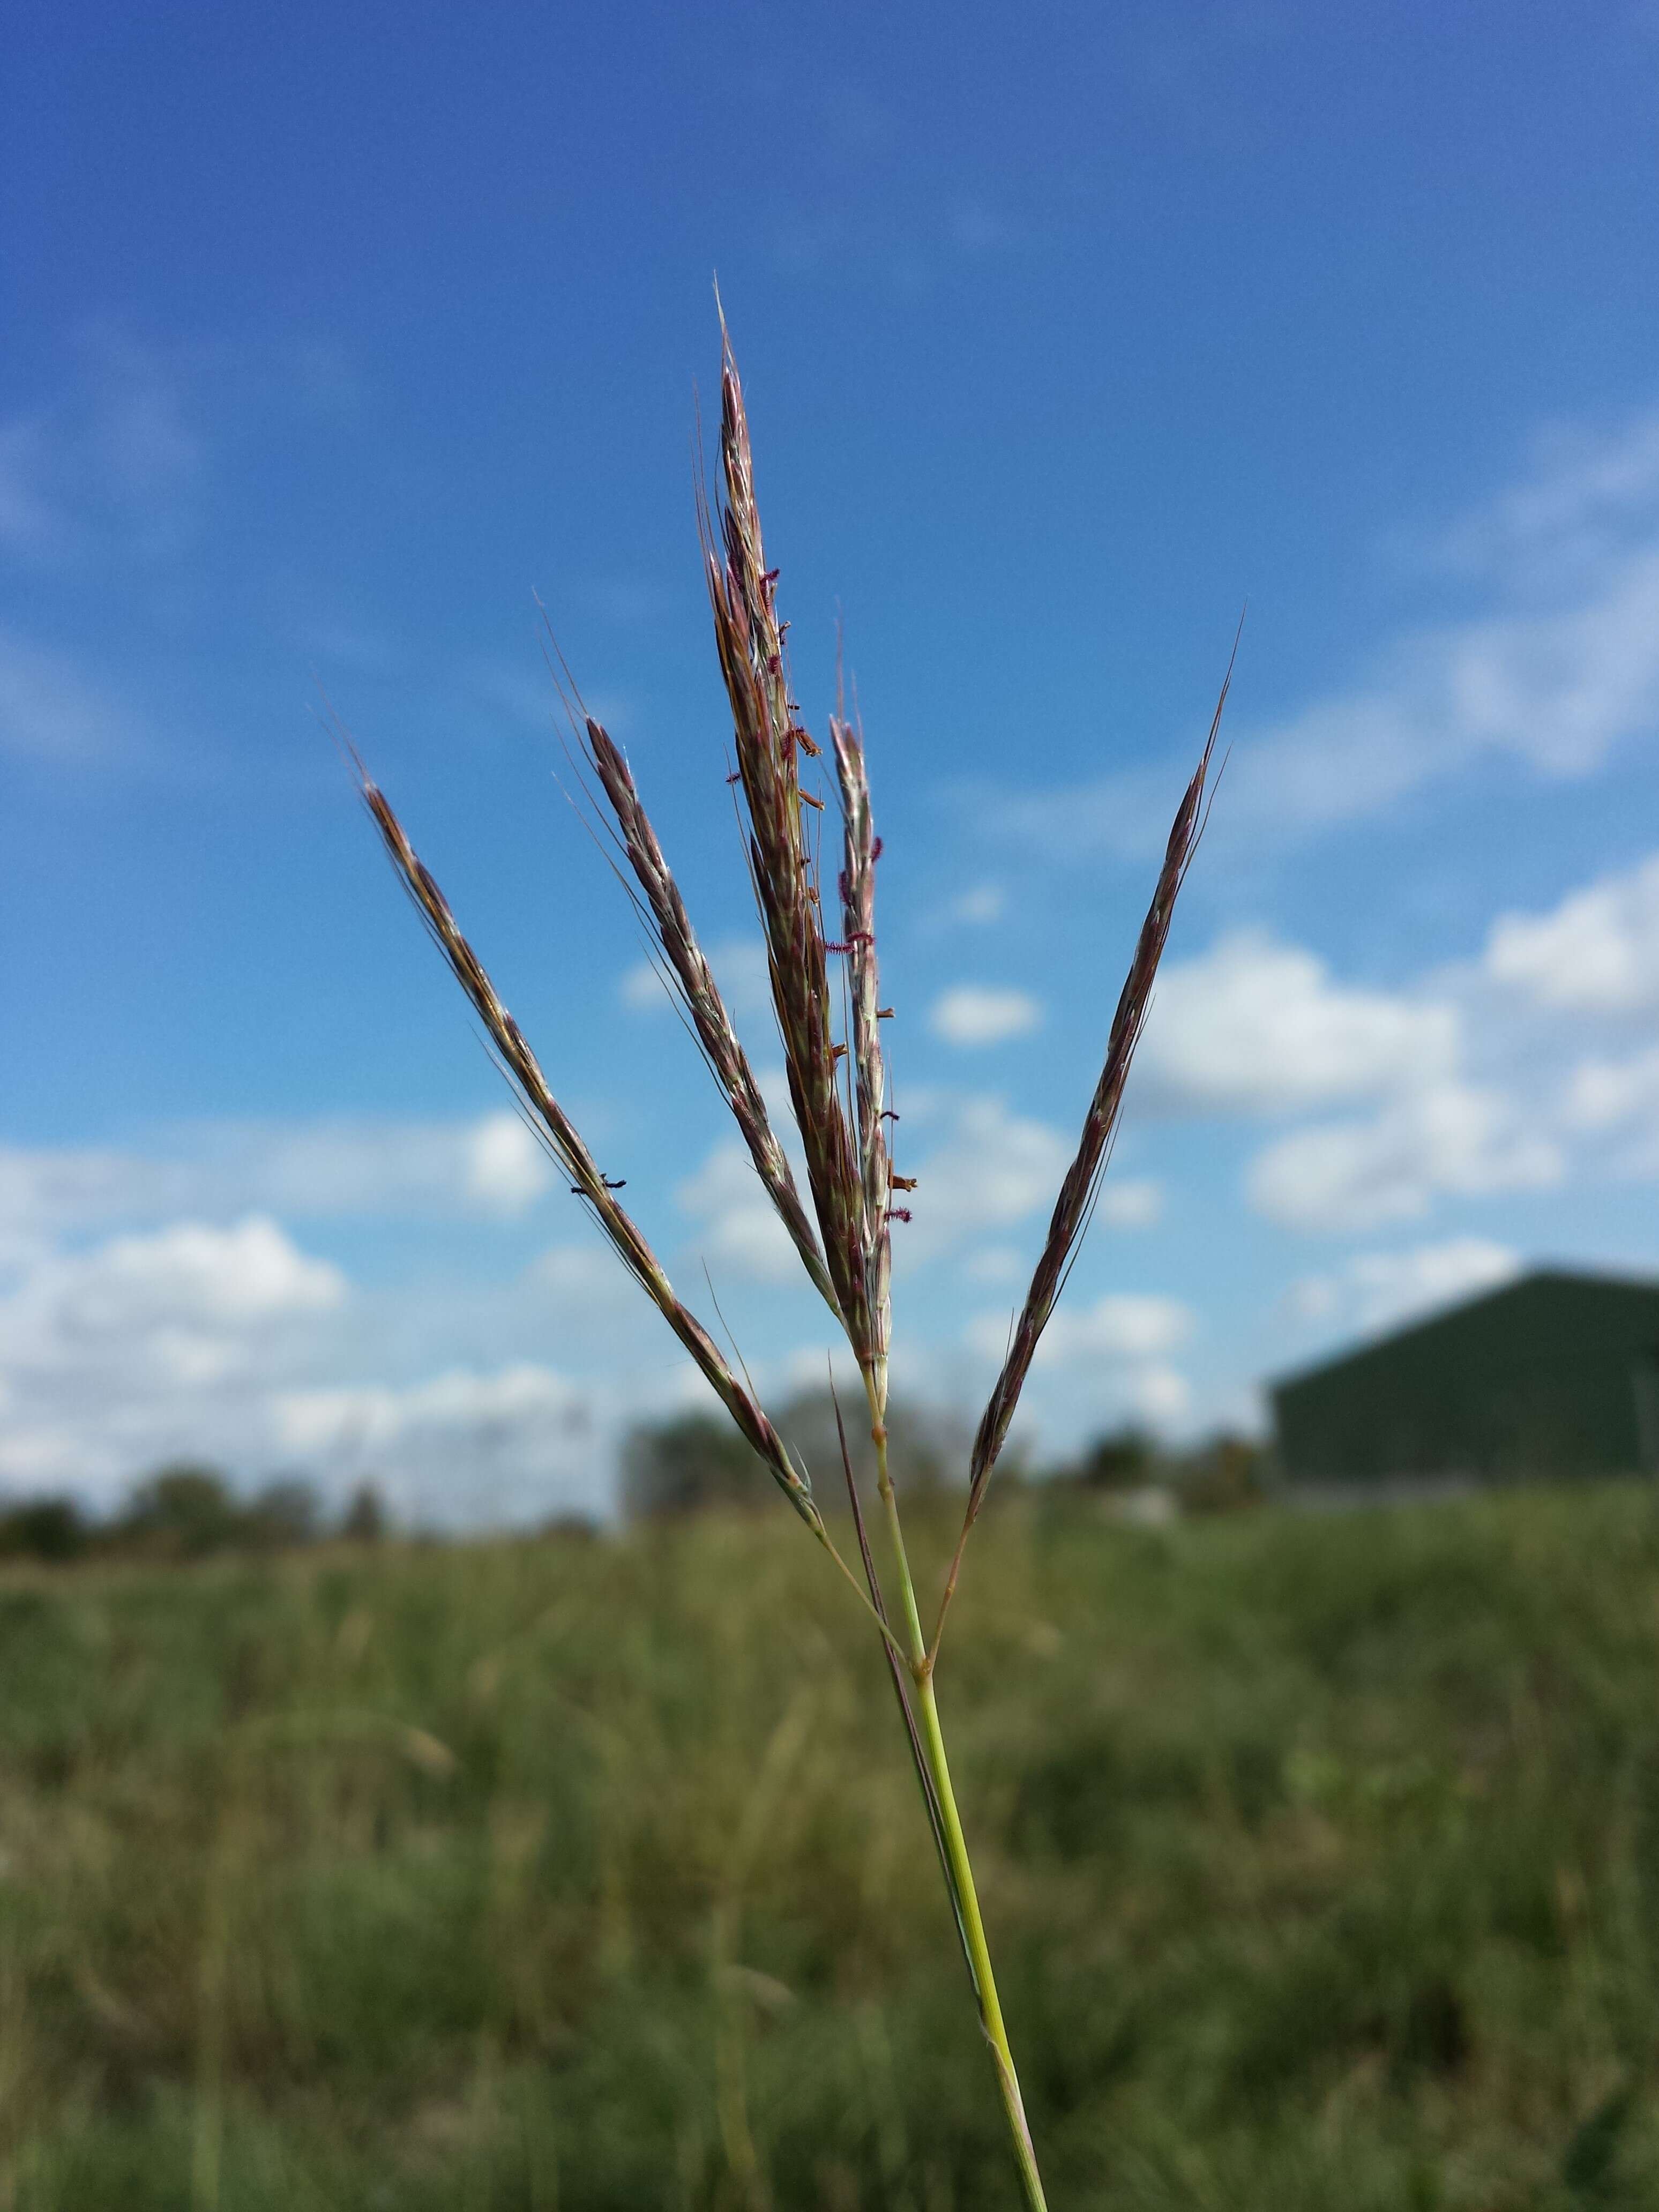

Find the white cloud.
xmin=1422 ymin=547 xmax=1659 ymax=781
xmin=0 ymin=1115 xmax=629 ymax=1519
xmin=1114 ymin=860 xmax=1659 ymax=1234
xmin=0 ymin=628 xmax=144 ymax=765
xmin=670 ymin=1089 xmax=1130 ymax=1283
xmin=0 ymin=420 xmax=56 ymax=550
xmin=620 ymin=960 xmax=668 ymax=1011
xmin=0 ymin=1216 xmax=349 ymax=1497
xmin=1021 ymin=1292 xmax=1192 ymax=1368
xmin=1131 ymin=1365 xmax=1192 ymax=1424
xmin=1565 ymin=1045 xmax=1659 ymax=1133
xmin=0 ymin=335 xmax=201 ymax=564
xmin=929 ymin=985 xmax=1043 ymax=1047
xmin=1438 ymin=404 xmax=1659 ymax=586
xmin=997 ymin=406 xmax=1659 ymax=857
xmin=1093 ymin=1176 xmax=1163 ymax=1228
xmin=1247 ymin=1080 xmax=1562 ymax=1232
xmin=1485 ymin=851 xmax=1659 ymax=1012
xmin=1286 ymin=1237 xmax=1521 ymax=1336
xmin=901 ymin=1097 xmax=1071 ymax=1261
xmin=273 ymin=1364 xmax=600 ymax=1526
xmin=0 ymin=1142 xmax=174 ymax=1255
xmin=525 ymin=1241 xmax=632 ymax=1302
xmin=274 ymin=1363 xmax=586 ymax=1456
xmin=778 ymin=1341 xmax=865 ymax=1397
xmin=0 ymin=1112 xmax=560 ymax=1244
xmin=0 ymin=1113 xmax=813 ymax=1524
xmin=59 ymin=1216 xmax=345 ymax=1331
xmin=462 ymin=1113 xmax=554 ymax=1214
xmin=1137 ymin=932 xmax=1459 ymax=1114
xmin=963 ymin=1245 xmax=1026 ymax=1284
xmin=676 ymin=1141 xmax=799 ymax=1283
xmin=0 ymin=329 xmax=352 ymax=575
xmin=966 ymin=1291 xmax=1190 ymax=1367
xmin=950 ymin=884 xmax=1007 ymax=925
xmin=1558 ymin=1045 xmax=1659 ymax=1177
xmin=621 ymin=937 xmax=773 ymax=1020
xmin=965 ymin=1292 xmax=1194 ymax=1433
xmin=0 ymin=1203 xmax=624 ymax=1522
xmin=1088 ymin=915 xmax=1614 ymax=1234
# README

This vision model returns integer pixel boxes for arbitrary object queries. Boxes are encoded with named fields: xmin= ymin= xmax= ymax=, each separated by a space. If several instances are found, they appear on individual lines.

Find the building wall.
xmin=1271 ymin=1272 xmax=1659 ymax=1483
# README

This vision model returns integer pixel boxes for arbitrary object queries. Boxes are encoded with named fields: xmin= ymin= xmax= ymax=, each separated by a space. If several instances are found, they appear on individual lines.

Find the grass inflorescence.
xmin=340 ymin=315 xmax=1227 ymax=2203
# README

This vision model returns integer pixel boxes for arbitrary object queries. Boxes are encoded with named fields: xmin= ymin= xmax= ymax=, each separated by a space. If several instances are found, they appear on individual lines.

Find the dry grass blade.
xmin=351 ymin=760 xmax=821 ymax=1533
xmin=580 ymin=715 xmax=841 ymax=1319
xmin=700 ymin=320 xmax=873 ymax=1367
xmin=932 ymin=657 xmax=1235 ymax=1656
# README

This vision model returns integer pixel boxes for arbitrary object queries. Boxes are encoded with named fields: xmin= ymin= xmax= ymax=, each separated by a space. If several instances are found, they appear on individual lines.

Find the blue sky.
xmin=5 ymin=3 xmax=1659 ymax=1521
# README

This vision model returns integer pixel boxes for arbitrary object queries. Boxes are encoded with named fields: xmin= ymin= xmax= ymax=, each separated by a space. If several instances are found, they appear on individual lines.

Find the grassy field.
xmin=2 ymin=1482 xmax=1657 ymax=2209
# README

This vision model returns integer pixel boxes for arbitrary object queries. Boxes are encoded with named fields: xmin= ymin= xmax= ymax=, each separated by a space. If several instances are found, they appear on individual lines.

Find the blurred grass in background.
xmin=1 ymin=1482 xmax=1657 ymax=2209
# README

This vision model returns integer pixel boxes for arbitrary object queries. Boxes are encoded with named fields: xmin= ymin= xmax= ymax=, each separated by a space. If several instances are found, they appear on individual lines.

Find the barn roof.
xmin=1268 ymin=1266 xmax=1659 ymax=1396
xmin=1268 ymin=1266 xmax=1659 ymax=1483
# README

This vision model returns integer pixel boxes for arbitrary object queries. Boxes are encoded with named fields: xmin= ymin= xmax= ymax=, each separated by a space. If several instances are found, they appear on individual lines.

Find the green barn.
xmin=1269 ymin=1267 xmax=1659 ymax=1485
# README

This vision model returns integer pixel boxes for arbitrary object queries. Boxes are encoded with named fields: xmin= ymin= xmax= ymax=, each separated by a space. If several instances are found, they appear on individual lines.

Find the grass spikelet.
xmin=579 ymin=713 xmax=840 ymax=1318
xmin=700 ymin=322 xmax=874 ymax=1367
xmin=353 ymin=767 xmax=819 ymax=1531
xmin=930 ymin=648 xmax=1234 ymax=1658
xmin=831 ymin=706 xmax=892 ymax=1390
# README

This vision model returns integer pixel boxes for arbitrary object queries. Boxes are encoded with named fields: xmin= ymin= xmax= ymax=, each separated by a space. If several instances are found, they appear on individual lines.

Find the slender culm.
xmin=353 ymin=316 xmax=1228 ymax=2211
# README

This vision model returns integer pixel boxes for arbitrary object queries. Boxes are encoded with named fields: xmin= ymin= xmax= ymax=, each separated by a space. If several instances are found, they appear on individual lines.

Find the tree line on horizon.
xmin=0 ymin=1464 xmax=388 ymax=1566
xmin=622 ymin=1387 xmax=1269 ymax=1519
xmin=0 ymin=1390 xmax=1269 ymax=1566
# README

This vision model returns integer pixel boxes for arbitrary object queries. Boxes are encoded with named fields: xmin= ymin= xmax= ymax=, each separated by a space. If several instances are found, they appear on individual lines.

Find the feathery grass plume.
xmin=578 ymin=713 xmax=840 ymax=1318
xmin=352 ymin=316 xmax=1229 ymax=2212
xmin=930 ymin=663 xmax=1232 ymax=1661
xmin=701 ymin=322 xmax=875 ymax=1369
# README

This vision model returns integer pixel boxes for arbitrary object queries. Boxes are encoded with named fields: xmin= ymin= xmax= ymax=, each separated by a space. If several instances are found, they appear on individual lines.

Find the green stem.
xmin=810 ymin=1520 xmax=913 ymax=1668
xmin=913 ymin=1669 xmax=1047 ymax=2211
xmin=863 ymin=1373 xmax=1048 ymax=2212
